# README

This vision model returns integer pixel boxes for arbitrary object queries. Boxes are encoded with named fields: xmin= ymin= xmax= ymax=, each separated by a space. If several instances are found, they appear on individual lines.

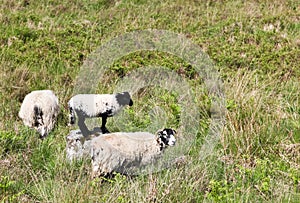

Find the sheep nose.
xmin=129 ymin=99 xmax=133 ymax=106
xmin=169 ymin=136 xmax=176 ymax=146
xmin=169 ymin=140 xmax=176 ymax=146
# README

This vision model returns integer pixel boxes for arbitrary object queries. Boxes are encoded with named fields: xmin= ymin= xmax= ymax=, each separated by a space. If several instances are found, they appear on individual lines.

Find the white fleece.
xmin=90 ymin=132 xmax=168 ymax=177
xmin=68 ymin=94 xmax=122 ymax=117
xmin=19 ymin=90 xmax=59 ymax=137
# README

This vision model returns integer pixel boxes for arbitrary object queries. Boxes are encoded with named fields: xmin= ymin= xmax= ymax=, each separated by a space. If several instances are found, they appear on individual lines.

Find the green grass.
xmin=1 ymin=0 xmax=300 ymax=202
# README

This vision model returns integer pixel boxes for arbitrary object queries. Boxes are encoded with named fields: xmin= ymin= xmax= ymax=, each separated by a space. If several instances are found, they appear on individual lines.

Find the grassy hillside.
xmin=0 ymin=0 xmax=299 ymax=202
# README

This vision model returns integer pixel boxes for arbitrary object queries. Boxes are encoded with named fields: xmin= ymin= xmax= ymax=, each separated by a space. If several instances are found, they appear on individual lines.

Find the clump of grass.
xmin=219 ymin=69 xmax=300 ymax=201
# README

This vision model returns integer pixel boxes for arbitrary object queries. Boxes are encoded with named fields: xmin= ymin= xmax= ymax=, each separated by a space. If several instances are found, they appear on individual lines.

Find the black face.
xmin=116 ymin=92 xmax=133 ymax=106
xmin=158 ymin=128 xmax=177 ymax=146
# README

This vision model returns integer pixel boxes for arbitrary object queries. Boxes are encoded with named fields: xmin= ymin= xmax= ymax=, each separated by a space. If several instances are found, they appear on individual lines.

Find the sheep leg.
xmin=101 ymin=116 xmax=110 ymax=134
xmin=68 ymin=107 xmax=76 ymax=126
xmin=77 ymin=113 xmax=91 ymax=137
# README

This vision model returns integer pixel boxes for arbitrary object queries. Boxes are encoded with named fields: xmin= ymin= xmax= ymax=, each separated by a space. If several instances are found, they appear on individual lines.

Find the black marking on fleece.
xmin=98 ymin=109 xmax=113 ymax=117
xmin=33 ymin=106 xmax=43 ymax=127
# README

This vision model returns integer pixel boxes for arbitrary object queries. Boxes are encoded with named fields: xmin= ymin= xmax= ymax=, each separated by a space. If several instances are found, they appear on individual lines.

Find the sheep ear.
xmin=156 ymin=129 xmax=163 ymax=136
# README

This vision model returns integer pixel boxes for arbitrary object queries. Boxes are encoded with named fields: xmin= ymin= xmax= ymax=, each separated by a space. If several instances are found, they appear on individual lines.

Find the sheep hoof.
xmin=39 ymin=134 xmax=46 ymax=140
xmin=101 ymin=127 xmax=110 ymax=134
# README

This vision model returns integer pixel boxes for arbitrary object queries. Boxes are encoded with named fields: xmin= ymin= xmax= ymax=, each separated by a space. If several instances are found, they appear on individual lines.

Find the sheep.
xmin=90 ymin=128 xmax=176 ymax=177
xmin=18 ymin=90 xmax=60 ymax=139
xmin=65 ymin=128 xmax=101 ymax=162
xmin=68 ymin=92 xmax=133 ymax=136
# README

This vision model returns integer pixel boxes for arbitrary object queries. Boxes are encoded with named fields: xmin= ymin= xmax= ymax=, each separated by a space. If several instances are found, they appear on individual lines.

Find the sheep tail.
xmin=33 ymin=106 xmax=43 ymax=127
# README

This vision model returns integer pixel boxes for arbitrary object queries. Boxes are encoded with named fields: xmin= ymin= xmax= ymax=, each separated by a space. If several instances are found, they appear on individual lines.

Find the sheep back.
xmin=91 ymin=132 xmax=162 ymax=176
xmin=19 ymin=90 xmax=59 ymax=134
xmin=68 ymin=94 xmax=122 ymax=117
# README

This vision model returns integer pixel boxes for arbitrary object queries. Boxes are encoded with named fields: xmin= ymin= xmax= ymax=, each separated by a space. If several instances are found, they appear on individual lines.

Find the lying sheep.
xmin=18 ymin=90 xmax=60 ymax=138
xmin=90 ymin=128 xmax=176 ymax=177
xmin=68 ymin=92 xmax=133 ymax=136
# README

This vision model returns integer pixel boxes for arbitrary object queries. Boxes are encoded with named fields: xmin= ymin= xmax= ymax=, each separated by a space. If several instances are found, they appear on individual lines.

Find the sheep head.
xmin=115 ymin=92 xmax=133 ymax=107
xmin=156 ymin=128 xmax=177 ymax=150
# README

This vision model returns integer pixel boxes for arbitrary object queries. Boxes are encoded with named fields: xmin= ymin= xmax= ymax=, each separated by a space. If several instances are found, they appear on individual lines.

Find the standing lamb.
xmin=68 ymin=92 xmax=133 ymax=136
xmin=90 ymin=128 xmax=176 ymax=177
xmin=18 ymin=90 xmax=60 ymax=139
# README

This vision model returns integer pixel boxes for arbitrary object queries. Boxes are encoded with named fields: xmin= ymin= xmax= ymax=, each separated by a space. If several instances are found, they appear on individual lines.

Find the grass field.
xmin=0 ymin=0 xmax=299 ymax=202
